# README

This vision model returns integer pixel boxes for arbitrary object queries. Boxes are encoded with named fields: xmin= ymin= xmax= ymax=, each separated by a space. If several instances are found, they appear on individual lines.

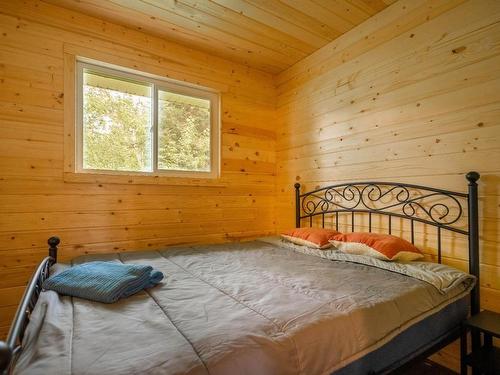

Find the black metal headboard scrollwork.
xmin=294 ymin=171 xmax=480 ymax=315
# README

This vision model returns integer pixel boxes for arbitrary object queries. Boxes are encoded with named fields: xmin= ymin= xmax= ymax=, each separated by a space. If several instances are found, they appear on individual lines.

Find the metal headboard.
xmin=294 ymin=171 xmax=480 ymax=315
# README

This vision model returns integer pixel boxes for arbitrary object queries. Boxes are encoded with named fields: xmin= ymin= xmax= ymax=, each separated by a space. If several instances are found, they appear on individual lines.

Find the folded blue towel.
xmin=42 ymin=261 xmax=164 ymax=303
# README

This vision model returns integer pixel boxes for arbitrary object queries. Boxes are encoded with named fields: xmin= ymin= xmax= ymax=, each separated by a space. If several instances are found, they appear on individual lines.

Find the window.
xmin=76 ymin=60 xmax=220 ymax=178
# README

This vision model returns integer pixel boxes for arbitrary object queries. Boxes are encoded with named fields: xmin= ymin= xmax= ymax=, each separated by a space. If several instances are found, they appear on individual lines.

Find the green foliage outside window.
xmin=83 ymin=86 xmax=152 ymax=172
xmin=158 ymin=91 xmax=210 ymax=172
xmin=82 ymin=75 xmax=211 ymax=173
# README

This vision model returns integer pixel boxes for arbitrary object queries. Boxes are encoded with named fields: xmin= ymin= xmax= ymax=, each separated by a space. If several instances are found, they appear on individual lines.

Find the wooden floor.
xmin=394 ymin=360 xmax=458 ymax=375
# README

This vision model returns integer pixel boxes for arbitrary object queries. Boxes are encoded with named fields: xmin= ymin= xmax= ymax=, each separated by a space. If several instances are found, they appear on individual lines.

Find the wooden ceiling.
xmin=44 ymin=0 xmax=395 ymax=73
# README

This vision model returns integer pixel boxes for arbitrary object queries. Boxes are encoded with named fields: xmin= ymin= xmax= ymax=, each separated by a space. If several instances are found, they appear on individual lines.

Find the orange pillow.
xmin=330 ymin=232 xmax=424 ymax=261
xmin=281 ymin=228 xmax=340 ymax=249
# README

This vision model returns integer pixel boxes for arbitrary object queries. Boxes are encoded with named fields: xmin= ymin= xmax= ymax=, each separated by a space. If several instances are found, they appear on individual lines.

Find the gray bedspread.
xmin=14 ymin=239 xmax=474 ymax=375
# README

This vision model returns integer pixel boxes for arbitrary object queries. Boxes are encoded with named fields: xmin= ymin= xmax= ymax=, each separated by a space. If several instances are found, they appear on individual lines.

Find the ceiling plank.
xmin=46 ymin=0 xmax=287 ymax=72
xmin=141 ymin=0 xmax=307 ymax=61
xmin=243 ymin=0 xmax=343 ymax=40
xmin=41 ymin=0 xmax=391 ymax=73
xmin=312 ymin=0 xmax=373 ymax=25
xmin=279 ymin=0 xmax=356 ymax=34
xmin=349 ymin=0 xmax=389 ymax=14
xmin=211 ymin=0 xmax=330 ymax=48
xmin=119 ymin=0 xmax=296 ymax=65
xmin=180 ymin=0 xmax=315 ymax=55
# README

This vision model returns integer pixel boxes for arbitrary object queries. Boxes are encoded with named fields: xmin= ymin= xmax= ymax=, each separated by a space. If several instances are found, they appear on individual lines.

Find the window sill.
xmin=63 ymin=172 xmax=228 ymax=187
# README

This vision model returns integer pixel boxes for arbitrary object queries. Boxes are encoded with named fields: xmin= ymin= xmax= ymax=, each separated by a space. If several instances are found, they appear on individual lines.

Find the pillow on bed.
xmin=330 ymin=232 xmax=424 ymax=261
xmin=281 ymin=228 xmax=340 ymax=249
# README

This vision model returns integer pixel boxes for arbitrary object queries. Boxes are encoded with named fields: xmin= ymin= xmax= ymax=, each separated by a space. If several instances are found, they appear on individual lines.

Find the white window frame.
xmin=75 ymin=58 xmax=220 ymax=179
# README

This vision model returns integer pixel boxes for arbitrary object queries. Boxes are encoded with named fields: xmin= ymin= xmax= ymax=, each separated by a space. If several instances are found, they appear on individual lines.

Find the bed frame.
xmin=0 ymin=172 xmax=480 ymax=374
xmin=294 ymin=171 xmax=481 ymax=373
xmin=0 ymin=237 xmax=60 ymax=373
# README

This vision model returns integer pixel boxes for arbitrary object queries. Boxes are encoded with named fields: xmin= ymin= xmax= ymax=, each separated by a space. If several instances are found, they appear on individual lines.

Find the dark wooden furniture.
xmin=460 ymin=310 xmax=500 ymax=375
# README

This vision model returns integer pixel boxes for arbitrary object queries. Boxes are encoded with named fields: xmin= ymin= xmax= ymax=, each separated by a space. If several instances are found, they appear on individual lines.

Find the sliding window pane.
xmin=82 ymin=69 xmax=152 ymax=172
xmin=157 ymin=90 xmax=211 ymax=172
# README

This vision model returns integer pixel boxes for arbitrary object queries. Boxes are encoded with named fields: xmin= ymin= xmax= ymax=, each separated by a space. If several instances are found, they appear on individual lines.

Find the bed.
xmin=0 ymin=172 xmax=481 ymax=374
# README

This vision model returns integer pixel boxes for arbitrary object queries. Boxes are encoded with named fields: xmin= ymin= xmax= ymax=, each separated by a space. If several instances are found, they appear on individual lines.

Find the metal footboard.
xmin=0 ymin=237 xmax=60 ymax=374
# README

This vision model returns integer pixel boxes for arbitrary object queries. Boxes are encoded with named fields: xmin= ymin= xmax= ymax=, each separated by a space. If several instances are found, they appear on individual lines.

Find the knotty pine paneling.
xmin=0 ymin=0 xmax=276 ymax=334
xmin=1 ymin=1 xmax=499 ymax=372
xmin=275 ymin=0 xmax=500 ymax=371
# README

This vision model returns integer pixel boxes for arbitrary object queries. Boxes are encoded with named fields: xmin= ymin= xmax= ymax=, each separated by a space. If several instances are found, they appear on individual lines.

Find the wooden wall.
xmin=1 ymin=0 xmax=499 ymax=370
xmin=275 ymin=0 xmax=500 ymax=370
xmin=0 ymin=0 xmax=276 ymax=337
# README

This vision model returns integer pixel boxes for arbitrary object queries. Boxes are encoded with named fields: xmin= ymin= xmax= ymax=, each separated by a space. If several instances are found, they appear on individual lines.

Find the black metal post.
xmin=466 ymin=171 xmax=480 ymax=315
xmin=466 ymin=171 xmax=481 ymax=374
xmin=48 ymin=236 xmax=60 ymax=264
xmin=0 ymin=341 xmax=12 ymax=374
xmin=294 ymin=183 xmax=301 ymax=228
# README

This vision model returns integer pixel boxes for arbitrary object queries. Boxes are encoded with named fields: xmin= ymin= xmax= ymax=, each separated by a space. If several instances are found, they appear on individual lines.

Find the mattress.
xmin=14 ymin=239 xmax=474 ymax=375
xmin=336 ymin=296 xmax=467 ymax=374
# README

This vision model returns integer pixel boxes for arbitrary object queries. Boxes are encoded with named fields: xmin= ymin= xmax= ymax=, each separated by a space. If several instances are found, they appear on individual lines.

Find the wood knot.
xmin=452 ymin=46 xmax=466 ymax=54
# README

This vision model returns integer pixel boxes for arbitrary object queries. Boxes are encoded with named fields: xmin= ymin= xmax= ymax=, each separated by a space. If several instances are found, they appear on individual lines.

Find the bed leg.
xmin=48 ymin=236 xmax=60 ymax=264
xmin=466 ymin=171 xmax=480 ymax=315
xmin=0 ymin=341 xmax=12 ymax=373
xmin=466 ymin=172 xmax=481 ymax=366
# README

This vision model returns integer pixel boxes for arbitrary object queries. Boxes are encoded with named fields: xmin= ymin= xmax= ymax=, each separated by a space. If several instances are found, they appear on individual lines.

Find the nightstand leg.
xmin=460 ymin=324 xmax=467 ymax=375
xmin=484 ymin=333 xmax=493 ymax=375
xmin=471 ymin=329 xmax=481 ymax=375
xmin=484 ymin=333 xmax=492 ymax=348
